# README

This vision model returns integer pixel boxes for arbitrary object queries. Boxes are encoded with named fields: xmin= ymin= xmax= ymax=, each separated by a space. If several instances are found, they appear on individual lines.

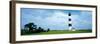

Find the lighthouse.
xmin=68 ymin=13 xmax=76 ymax=31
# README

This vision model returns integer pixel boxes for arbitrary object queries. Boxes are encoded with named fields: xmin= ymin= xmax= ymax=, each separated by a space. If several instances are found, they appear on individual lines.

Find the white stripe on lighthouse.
xmin=69 ymin=26 xmax=72 ymax=30
xmin=69 ymin=21 xmax=72 ymax=24
xmin=69 ymin=16 xmax=71 ymax=18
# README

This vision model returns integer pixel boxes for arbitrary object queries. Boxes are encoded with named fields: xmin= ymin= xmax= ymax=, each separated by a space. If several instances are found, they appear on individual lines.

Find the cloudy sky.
xmin=21 ymin=8 xmax=92 ymax=30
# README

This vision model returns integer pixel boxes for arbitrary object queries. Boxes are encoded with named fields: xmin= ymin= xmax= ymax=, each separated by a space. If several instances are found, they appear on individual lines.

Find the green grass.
xmin=37 ymin=30 xmax=92 ymax=34
xmin=21 ymin=29 xmax=92 ymax=35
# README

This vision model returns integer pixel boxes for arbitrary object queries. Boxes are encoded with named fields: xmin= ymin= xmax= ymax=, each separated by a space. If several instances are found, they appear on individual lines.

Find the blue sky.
xmin=21 ymin=8 xmax=92 ymax=30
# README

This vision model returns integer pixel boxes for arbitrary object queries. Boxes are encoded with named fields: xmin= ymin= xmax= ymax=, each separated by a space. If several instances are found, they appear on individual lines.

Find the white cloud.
xmin=45 ymin=11 xmax=68 ymax=24
xmin=31 ymin=11 xmax=69 ymax=30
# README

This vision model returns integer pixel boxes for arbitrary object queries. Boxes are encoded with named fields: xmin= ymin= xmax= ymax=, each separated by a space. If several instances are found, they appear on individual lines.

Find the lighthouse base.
xmin=72 ymin=29 xmax=76 ymax=31
xmin=69 ymin=27 xmax=76 ymax=31
xmin=69 ymin=29 xmax=76 ymax=31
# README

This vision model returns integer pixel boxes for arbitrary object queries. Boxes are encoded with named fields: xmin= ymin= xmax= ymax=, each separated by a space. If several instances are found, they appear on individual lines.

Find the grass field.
xmin=21 ymin=29 xmax=92 ymax=35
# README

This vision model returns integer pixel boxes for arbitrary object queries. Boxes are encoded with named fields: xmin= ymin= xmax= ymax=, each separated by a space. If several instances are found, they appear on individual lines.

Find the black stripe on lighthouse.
xmin=68 ymin=13 xmax=71 ymax=16
xmin=68 ymin=24 xmax=72 ymax=26
xmin=68 ymin=18 xmax=71 ymax=21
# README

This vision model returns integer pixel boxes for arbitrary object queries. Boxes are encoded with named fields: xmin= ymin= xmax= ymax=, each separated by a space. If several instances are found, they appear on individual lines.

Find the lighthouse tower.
xmin=68 ymin=13 xmax=75 ymax=31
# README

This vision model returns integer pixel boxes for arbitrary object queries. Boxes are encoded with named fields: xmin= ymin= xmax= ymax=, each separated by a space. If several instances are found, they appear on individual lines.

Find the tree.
xmin=24 ymin=24 xmax=29 ymax=30
xmin=24 ymin=22 xmax=49 ymax=33
xmin=24 ymin=22 xmax=37 ymax=32
xmin=47 ymin=28 xmax=50 ymax=32
xmin=37 ymin=27 xmax=43 ymax=32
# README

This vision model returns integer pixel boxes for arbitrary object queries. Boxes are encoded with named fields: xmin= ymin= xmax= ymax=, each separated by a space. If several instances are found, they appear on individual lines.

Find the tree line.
xmin=23 ymin=22 xmax=50 ymax=33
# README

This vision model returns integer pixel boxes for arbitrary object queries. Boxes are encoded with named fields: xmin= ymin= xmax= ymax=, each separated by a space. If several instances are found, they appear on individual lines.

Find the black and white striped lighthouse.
xmin=68 ymin=13 xmax=75 ymax=31
xmin=68 ymin=13 xmax=72 ymax=31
